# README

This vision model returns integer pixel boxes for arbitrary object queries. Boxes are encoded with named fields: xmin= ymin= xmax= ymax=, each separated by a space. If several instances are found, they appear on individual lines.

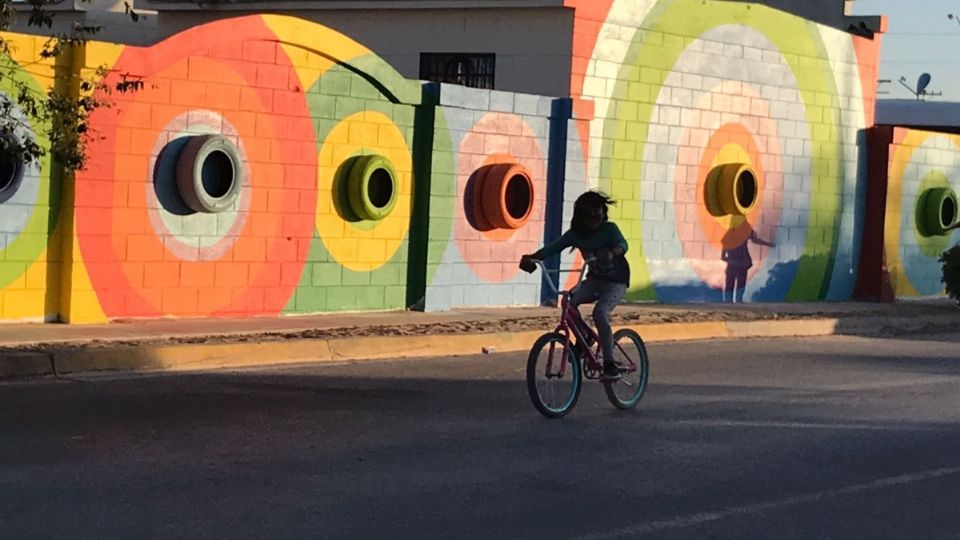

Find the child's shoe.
xmin=601 ymin=362 xmax=621 ymax=380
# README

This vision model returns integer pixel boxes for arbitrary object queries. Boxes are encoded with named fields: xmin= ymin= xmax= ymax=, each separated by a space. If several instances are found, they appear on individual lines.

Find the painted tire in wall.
xmin=716 ymin=164 xmax=758 ymax=216
xmin=175 ymin=134 xmax=244 ymax=214
xmin=0 ymin=133 xmax=25 ymax=205
xmin=480 ymin=162 xmax=535 ymax=230
xmin=585 ymin=0 xmax=855 ymax=302
xmin=451 ymin=112 xmax=547 ymax=285
xmin=346 ymin=154 xmax=398 ymax=221
xmin=76 ymin=17 xmax=318 ymax=318
xmin=916 ymin=187 xmax=957 ymax=237
xmin=884 ymin=131 xmax=960 ymax=297
xmin=308 ymin=62 xmax=414 ymax=275
xmin=705 ymin=163 xmax=759 ymax=217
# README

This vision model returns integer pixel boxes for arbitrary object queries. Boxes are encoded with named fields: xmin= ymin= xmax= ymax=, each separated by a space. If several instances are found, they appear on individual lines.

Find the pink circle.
xmin=455 ymin=113 xmax=546 ymax=283
xmin=673 ymin=86 xmax=783 ymax=289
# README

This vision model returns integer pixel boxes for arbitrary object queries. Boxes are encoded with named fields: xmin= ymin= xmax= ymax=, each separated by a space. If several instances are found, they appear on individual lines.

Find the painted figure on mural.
xmin=520 ymin=191 xmax=629 ymax=380
xmin=721 ymin=225 xmax=774 ymax=303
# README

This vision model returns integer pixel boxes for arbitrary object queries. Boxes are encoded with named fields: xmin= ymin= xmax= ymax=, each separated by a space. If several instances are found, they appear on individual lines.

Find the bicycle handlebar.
xmin=535 ymin=258 xmax=595 ymax=297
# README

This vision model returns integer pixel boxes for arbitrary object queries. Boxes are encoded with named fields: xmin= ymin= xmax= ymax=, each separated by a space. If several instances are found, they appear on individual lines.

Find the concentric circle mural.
xmin=584 ymin=0 xmax=855 ymax=302
xmin=454 ymin=112 xmax=546 ymax=284
xmin=76 ymin=18 xmax=317 ymax=318
xmin=147 ymin=110 xmax=252 ymax=262
xmin=280 ymin=54 xmax=421 ymax=313
xmin=313 ymin=109 xmax=413 ymax=272
xmin=885 ymin=130 xmax=960 ymax=297
xmin=0 ymin=47 xmax=56 ymax=291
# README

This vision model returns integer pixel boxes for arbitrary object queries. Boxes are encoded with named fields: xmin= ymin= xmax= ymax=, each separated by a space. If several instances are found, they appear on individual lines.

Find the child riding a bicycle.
xmin=520 ymin=191 xmax=630 ymax=380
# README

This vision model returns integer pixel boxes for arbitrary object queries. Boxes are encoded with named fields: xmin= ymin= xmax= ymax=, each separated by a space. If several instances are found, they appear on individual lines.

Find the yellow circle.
xmin=316 ymin=111 xmax=413 ymax=272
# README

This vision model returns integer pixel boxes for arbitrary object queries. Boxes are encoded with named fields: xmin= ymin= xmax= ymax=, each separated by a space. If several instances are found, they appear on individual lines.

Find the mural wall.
xmin=568 ymin=0 xmax=880 ymax=303
xmin=876 ymin=128 xmax=960 ymax=299
xmin=0 ymin=1 xmax=949 ymax=323
xmin=422 ymin=84 xmax=553 ymax=311
xmin=0 ymin=33 xmax=61 ymax=322
xmin=70 ymin=16 xmax=422 ymax=321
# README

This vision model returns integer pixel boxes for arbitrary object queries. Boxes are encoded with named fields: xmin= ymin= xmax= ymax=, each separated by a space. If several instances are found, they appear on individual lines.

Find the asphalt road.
xmin=3 ymin=333 xmax=960 ymax=539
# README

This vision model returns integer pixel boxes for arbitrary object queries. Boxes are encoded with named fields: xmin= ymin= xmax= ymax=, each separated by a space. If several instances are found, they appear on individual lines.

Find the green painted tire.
xmin=175 ymin=134 xmax=243 ymax=214
xmin=347 ymin=154 xmax=398 ymax=221
xmin=916 ymin=187 xmax=958 ymax=237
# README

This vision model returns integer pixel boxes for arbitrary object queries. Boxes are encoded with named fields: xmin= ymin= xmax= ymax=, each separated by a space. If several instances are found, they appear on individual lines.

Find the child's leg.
xmin=592 ymin=282 xmax=627 ymax=365
xmin=570 ymin=278 xmax=603 ymax=343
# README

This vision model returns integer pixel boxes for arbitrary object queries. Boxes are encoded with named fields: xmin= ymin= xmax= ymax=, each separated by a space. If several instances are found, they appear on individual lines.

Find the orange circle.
xmin=695 ymin=124 xmax=768 ymax=249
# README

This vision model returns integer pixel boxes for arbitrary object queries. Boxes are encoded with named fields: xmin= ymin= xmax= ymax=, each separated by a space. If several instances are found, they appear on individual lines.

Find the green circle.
xmin=0 ymin=50 xmax=56 ymax=288
xmin=288 ymin=56 xmax=455 ymax=313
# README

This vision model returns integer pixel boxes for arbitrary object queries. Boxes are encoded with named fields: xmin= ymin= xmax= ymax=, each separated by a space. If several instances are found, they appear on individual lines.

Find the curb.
xmin=0 ymin=318 xmax=842 ymax=380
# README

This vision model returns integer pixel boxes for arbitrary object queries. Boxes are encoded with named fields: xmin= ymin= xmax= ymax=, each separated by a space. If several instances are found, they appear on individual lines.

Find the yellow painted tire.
xmin=916 ymin=187 xmax=958 ymax=237
xmin=715 ymin=163 xmax=759 ymax=216
xmin=347 ymin=154 xmax=398 ymax=221
xmin=480 ymin=162 xmax=535 ymax=230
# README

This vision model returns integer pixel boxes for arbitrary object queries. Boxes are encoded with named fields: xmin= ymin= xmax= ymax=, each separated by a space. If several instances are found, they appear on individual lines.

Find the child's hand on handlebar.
xmin=519 ymin=254 xmax=540 ymax=273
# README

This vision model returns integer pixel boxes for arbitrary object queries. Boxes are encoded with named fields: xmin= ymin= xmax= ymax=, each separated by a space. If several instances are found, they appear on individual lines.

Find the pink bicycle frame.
xmin=536 ymin=259 xmax=636 ymax=378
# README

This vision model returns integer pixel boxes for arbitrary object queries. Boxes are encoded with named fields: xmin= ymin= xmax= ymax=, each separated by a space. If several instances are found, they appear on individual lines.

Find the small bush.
xmin=939 ymin=243 xmax=960 ymax=300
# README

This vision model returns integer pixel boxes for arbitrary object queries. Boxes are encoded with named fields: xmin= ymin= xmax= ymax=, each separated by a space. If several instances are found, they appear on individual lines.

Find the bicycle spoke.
xmin=526 ymin=333 xmax=582 ymax=418
xmin=603 ymin=329 xmax=649 ymax=410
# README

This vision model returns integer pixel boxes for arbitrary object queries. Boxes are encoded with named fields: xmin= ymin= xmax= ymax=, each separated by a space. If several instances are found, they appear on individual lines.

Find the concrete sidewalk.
xmin=1 ymin=300 xmax=957 ymax=379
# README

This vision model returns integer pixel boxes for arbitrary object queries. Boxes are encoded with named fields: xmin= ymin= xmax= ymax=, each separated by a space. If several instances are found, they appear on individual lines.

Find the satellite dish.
xmin=917 ymin=73 xmax=932 ymax=96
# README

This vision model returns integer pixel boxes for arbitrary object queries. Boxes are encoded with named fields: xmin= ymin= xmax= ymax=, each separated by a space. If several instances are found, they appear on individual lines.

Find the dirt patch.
xmin=0 ymin=308 xmax=846 ymax=355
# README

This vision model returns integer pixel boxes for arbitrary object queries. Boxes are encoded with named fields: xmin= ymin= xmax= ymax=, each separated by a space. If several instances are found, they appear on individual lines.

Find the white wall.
xmin=132 ymin=8 xmax=574 ymax=97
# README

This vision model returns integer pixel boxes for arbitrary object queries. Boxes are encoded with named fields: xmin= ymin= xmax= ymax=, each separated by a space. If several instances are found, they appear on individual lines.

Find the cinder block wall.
xmin=567 ymin=0 xmax=881 ymax=303
xmin=878 ymin=128 xmax=960 ymax=299
xmin=0 ymin=2 xmax=940 ymax=323
xmin=69 ymin=15 xmax=422 ymax=321
xmin=0 ymin=33 xmax=63 ymax=322
xmin=421 ymin=84 xmax=553 ymax=311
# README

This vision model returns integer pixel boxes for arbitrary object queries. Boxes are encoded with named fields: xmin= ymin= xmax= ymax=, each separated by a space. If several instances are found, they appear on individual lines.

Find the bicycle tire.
xmin=526 ymin=332 xmax=582 ymax=418
xmin=603 ymin=328 xmax=649 ymax=410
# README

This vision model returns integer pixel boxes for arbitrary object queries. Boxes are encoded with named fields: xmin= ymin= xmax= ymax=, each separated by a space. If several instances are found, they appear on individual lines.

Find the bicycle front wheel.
xmin=603 ymin=328 xmax=649 ymax=409
xmin=526 ymin=332 xmax=582 ymax=418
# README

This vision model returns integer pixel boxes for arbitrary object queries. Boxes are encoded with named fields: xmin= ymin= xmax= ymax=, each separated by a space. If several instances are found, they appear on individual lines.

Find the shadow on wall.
xmin=45 ymin=164 xmax=63 ymax=321
xmin=153 ymin=136 xmax=196 ymax=216
xmin=463 ymin=164 xmax=494 ymax=232
xmin=645 ymin=254 xmax=831 ymax=304
xmin=331 ymin=156 xmax=365 ymax=223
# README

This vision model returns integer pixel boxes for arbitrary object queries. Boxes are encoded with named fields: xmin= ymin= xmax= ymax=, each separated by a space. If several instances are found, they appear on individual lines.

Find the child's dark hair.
xmin=570 ymin=190 xmax=616 ymax=235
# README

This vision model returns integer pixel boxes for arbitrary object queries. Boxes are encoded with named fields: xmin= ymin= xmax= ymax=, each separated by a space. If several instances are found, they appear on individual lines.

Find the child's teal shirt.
xmin=536 ymin=222 xmax=630 ymax=284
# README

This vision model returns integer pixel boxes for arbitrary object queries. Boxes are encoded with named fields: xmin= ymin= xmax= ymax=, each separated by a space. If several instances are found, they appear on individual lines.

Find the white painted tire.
xmin=175 ymin=134 xmax=243 ymax=214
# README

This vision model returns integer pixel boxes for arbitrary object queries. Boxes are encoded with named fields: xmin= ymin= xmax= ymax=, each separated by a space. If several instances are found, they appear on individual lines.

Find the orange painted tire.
xmin=480 ymin=162 xmax=535 ymax=230
xmin=469 ymin=165 xmax=497 ymax=231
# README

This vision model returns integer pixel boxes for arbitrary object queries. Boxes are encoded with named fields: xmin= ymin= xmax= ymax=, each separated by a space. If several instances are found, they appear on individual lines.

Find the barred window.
xmin=419 ymin=53 xmax=495 ymax=90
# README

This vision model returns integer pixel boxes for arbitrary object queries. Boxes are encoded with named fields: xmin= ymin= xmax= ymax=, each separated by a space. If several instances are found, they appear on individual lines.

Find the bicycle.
xmin=525 ymin=259 xmax=650 ymax=418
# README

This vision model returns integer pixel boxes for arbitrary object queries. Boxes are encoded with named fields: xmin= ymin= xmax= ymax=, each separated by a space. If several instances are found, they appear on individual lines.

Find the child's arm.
xmin=519 ymin=230 xmax=574 ymax=272
xmin=529 ymin=230 xmax=575 ymax=260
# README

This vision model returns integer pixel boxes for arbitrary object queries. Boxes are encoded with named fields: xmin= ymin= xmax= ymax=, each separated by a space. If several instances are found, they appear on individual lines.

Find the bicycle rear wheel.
xmin=526 ymin=332 xmax=582 ymax=418
xmin=603 ymin=328 xmax=649 ymax=409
